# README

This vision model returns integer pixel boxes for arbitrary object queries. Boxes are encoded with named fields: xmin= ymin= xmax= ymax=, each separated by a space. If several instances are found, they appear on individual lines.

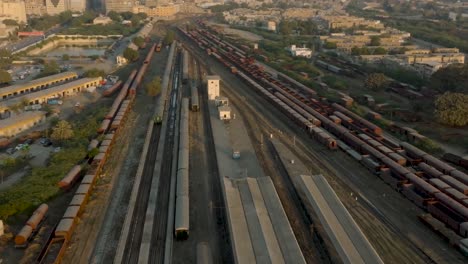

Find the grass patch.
xmin=0 ymin=106 xmax=107 ymax=221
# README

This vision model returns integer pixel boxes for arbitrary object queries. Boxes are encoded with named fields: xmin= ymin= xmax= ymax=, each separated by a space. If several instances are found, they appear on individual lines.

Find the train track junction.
xmin=14 ymin=19 xmax=468 ymax=264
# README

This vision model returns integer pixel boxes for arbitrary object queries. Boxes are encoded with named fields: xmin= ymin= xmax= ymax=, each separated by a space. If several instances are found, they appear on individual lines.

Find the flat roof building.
xmin=0 ymin=111 xmax=46 ymax=137
xmin=0 ymin=71 xmax=78 ymax=101
xmin=218 ymin=105 xmax=231 ymax=120
xmin=0 ymin=77 xmax=101 ymax=114
xmin=207 ymin=75 xmax=220 ymax=100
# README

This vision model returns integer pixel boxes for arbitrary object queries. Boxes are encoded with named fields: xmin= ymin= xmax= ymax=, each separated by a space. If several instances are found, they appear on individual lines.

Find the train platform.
xmin=271 ymin=138 xmax=383 ymax=264
xmin=209 ymin=101 xmax=305 ymax=264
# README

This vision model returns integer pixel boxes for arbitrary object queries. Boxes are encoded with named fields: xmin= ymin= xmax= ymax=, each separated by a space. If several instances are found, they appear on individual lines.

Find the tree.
xmin=41 ymin=60 xmax=61 ymax=77
xmin=0 ymin=70 xmax=12 ymax=84
xmin=146 ymin=76 xmax=161 ymax=96
xmin=324 ymin=41 xmax=337 ymax=49
xmin=123 ymin=48 xmax=139 ymax=62
xmin=435 ymin=92 xmax=468 ymax=126
xmin=370 ymin=36 xmax=381 ymax=46
xmin=83 ymin=68 xmax=106 ymax=78
xmin=430 ymin=63 xmax=468 ymax=93
xmin=51 ymin=120 xmax=74 ymax=142
xmin=364 ymin=73 xmax=388 ymax=91
xmin=373 ymin=47 xmax=387 ymax=55
xmin=163 ymin=30 xmax=175 ymax=45
xmin=133 ymin=36 xmax=145 ymax=48
xmin=279 ymin=20 xmax=292 ymax=35
xmin=62 ymin=54 xmax=70 ymax=61
xmin=108 ymin=11 xmax=121 ymax=22
xmin=2 ymin=19 xmax=18 ymax=26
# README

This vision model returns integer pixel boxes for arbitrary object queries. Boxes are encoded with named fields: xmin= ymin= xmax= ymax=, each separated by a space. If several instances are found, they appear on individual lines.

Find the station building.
xmin=0 ymin=71 xmax=78 ymax=101
xmin=0 ymin=77 xmax=102 ymax=115
xmin=0 ymin=111 xmax=46 ymax=137
xmin=207 ymin=75 xmax=220 ymax=100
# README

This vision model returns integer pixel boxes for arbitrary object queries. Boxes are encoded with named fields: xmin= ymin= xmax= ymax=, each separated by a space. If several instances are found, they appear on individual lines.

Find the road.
xmin=6 ymin=26 xmax=63 ymax=53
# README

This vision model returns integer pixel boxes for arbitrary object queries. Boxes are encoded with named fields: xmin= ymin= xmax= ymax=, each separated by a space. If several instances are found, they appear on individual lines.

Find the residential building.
xmin=0 ymin=0 xmax=27 ymax=23
xmin=68 ymin=0 xmax=86 ymax=12
xmin=24 ymin=0 xmax=46 ymax=16
xmin=45 ymin=0 xmax=66 ymax=15
xmin=105 ymin=0 xmax=134 ymax=13
xmin=132 ymin=3 xmax=179 ymax=17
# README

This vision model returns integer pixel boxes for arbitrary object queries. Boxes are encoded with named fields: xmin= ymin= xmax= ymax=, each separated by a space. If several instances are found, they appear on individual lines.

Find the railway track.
xmin=193 ymin=55 xmax=234 ymax=264
xmin=181 ymin=36 xmax=435 ymax=263
xmin=147 ymin=51 xmax=182 ymax=264
xmin=121 ymin=123 xmax=162 ymax=264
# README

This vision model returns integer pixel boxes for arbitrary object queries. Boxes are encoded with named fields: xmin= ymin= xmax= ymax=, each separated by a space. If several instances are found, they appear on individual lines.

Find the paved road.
xmin=6 ymin=26 xmax=63 ymax=53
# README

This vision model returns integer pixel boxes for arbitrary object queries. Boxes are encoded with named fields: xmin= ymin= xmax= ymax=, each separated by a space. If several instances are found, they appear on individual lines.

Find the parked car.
xmin=24 ymin=138 xmax=33 ymax=145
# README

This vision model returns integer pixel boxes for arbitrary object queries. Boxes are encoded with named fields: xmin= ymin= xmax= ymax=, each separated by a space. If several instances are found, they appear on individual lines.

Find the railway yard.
xmin=3 ymin=18 xmax=468 ymax=264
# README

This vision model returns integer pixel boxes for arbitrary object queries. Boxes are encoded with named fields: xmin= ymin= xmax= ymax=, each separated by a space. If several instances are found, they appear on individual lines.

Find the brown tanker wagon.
xmin=34 ymin=203 xmax=48 ymax=216
xmin=58 ymin=165 xmax=82 ymax=190
xmin=55 ymin=218 xmax=75 ymax=240
xmin=26 ymin=213 xmax=44 ymax=230
xmin=15 ymin=225 xmax=33 ymax=247
xmin=102 ymin=80 xmax=123 ymax=97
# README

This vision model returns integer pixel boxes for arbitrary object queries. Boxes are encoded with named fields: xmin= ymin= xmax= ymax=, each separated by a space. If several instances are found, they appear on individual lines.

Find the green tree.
xmin=107 ymin=11 xmax=121 ymax=22
xmin=133 ymin=36 xmax=145 ymax=48
xmin=123 ymin=48 xmax=139 ymax=62
xmin=0 ymin=70 xmax=12 ymax=84
xmin=364 ymin=73 xmax=388 ymax=91
xmin=83 ymin=68 xmax=106 ymax=78
xmin=41 ymin=60 xmax=61 ymax=77
xmin=430 ymin=63 xmax=468 ymax=93
xmin=279 ymin=20 xmax=292 ymax=35
xmin=435 ymin=92 xmax=468 ymax=126
xmin=163 ymin=30 xmax=175 ymax=45
xmin=370 ymin=36 xmax=381 ymax=46
xmin=373 ymin=47 xmax=387 ymax=55
xmin=62 ymin=54 xmax=70 ymax=61
xmin=2 ymin=19 xmax=18 ymax=26
xmin=324 ymin=41 xmax=337 ymax=49
xmin=146 ymin=76 xmax=161 ymax=96
xmin=51 ymin=120 xmax=74 ymax=142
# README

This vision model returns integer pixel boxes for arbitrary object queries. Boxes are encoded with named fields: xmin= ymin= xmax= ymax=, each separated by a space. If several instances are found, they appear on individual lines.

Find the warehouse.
xmin=0 ymin=111 xmax=46 ymax=137
xmin=0 ymin=77 xmax=102 ymax=114
xmin=0 ymin=72 xmax=78 ymax=101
